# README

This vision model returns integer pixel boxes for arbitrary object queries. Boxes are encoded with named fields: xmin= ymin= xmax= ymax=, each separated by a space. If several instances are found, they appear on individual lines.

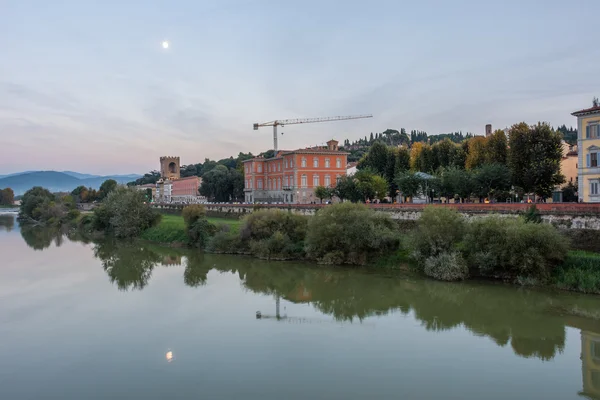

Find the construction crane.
xmin=253 ymin=114 xmax=373 ymax=151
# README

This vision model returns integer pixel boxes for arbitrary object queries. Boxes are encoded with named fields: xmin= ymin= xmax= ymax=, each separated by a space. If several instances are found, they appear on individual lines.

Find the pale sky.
xmin=1 ymin=0 xmax=599 ymax=175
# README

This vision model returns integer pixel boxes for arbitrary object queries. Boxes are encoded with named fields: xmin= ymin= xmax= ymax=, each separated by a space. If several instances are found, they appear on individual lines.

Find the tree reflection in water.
xmin=0 ymin=215 xmax=15 ymax=232
xmin=93 ymin=240 xmax=162 ymax=291
xmin=20 ymin=224 xmax=66 ymax=250
xmin=69 ymin=236 xmax=600 ymax=364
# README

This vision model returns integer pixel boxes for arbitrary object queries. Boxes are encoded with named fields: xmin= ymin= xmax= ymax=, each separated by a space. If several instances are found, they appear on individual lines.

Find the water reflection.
xmin=0 ymin=214 xmax=15 ymax=232
xmin=20 ymin=225 xmax=66 ymax=250
xmin=8 ymin=217 xmax=600 ymax=396
xmin=81 ymin=239 xmax=600 ymax=367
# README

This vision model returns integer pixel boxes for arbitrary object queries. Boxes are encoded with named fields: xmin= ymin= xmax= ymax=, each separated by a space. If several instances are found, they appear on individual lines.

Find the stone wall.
xmin=152 ymin=203 xmax=600 ymax=231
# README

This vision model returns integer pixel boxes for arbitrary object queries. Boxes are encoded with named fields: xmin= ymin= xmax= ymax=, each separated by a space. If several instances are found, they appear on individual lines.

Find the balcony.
xmin=282 ymin=186 xmax=294 ymax=191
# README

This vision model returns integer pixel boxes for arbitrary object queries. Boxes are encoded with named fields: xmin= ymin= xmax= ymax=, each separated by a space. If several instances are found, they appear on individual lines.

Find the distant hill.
xmin=0 ymin=171 xmax=142 ymax=195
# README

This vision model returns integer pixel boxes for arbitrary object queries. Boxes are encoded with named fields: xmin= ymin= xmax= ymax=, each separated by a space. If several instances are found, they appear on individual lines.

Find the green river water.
xmin=1 ymin=213 xmax=600 ymax=399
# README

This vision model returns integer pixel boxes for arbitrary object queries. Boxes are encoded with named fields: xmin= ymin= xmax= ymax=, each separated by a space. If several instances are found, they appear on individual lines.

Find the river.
xmin=1 ymin=213 xmax=600 ymax=399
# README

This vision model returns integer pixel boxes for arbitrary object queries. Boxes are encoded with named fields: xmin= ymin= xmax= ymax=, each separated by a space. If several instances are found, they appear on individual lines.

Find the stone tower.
xmin=160 ymin=156 xmax=180 ymax=180
xmin=485 ymin=124 xmax=492 ymax=137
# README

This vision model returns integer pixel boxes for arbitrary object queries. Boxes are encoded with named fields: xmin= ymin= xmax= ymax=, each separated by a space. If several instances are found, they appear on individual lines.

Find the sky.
xmin=1 ymin=0 xmax=599 ymax=175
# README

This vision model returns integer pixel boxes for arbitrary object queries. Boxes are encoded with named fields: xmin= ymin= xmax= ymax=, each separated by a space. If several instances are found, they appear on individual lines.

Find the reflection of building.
xmin=242 ymin=139 xmax=348 ymax=204
xmin=581 ymin=330 xmax=600 ymax=399
xmin=161 ymin=255 xmax=182 ymax=266
xmin=572 ymin=101 xmax=600 ymax=202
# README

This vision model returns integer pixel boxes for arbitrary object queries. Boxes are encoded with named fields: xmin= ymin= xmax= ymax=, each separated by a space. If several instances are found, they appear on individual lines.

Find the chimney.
xmin=485 ymin=124 xmax=492 ymax=137
xmin=326 ymin=139 xmax=339 ymax=151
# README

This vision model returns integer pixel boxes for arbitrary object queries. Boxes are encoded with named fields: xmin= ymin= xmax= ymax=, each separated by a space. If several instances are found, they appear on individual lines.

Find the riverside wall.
xmin=153 ymin=203 xmax=600 ymax=231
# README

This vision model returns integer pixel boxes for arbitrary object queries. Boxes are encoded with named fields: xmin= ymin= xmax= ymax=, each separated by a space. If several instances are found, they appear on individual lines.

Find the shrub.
xmin=92 ymin=187 xmax=161 ymax=238
xmin=249 ymin=231 xmax=305 ymax=260
xmin=241 ymin=210 xmax=308 ymax=243
xmin=523 ymin=205 xmax=542 ymax=224
xmin=423 ymin=252 xmax=469 ymax=281
xmin=465 ymin=216 xmax=568 ymax=281
xmin=187 ymin=218 xmax=217 ymax=248
xmin=182 ymin=205 xmax=206 ymax=227
xmin=411 ymin=207 xmax=466 ymax=265
xmin=305 ymin=203 xmax=398 ymax=265
xmin=553 ymin=252 xmax=600 ymax=294
xmin=206 ymin=230 xmax=247 ymax=254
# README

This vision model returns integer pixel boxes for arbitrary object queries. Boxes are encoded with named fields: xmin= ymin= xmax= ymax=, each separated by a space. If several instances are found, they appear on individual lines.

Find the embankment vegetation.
xmin=18 ymin=186 xmax=79 ymax=225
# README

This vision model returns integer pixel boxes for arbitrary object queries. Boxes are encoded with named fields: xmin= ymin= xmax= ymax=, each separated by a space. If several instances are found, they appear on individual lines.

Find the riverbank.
xmin=137 ymin=208 xmax=600 ymax=295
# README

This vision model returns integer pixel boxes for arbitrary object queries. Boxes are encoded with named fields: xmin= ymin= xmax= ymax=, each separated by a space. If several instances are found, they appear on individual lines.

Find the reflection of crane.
xmin=253 ymin=114 xmax=373 ymax=151
xmin=255 ymin=294 xmax=372 ymax=326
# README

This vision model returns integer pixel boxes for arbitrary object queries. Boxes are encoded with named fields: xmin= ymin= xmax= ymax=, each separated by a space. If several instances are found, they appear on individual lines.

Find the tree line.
xmin=338 ymin=122 xmax=566 ymax=203
xmin=70 ymin=179 xmax=118 ymax=203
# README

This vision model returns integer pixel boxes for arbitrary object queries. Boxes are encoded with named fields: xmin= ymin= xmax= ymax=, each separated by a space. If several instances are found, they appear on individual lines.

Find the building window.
xmin=290 ymin=176 xmax=294 ymax=187
xmin=284 ymin=176 xmax=289 ymax=187
xmin=586 ymin=123 xmax=599 ymax=139
xmin=290 ymin=159 xmax=294 ymax=167
xmin=325 ymin=158 xmax=330 ymax=168
xmin=593 ymin=153 xmax=598 ymax=168
xmin=249 ymin=179 xmax=252 ymax=189
xmin=325 ymin=175 xmax=331 ymax=187
xmin=313 ymin=175 xmax=319 ymax=187
xmin=257 ymin=164 xmax=262 ymax=173
xmin=301 ymin=174 xmax=307 ymax=188
xmin=301 ymin=158 xmax=307 ymax=168
xmin=285 ymin=160 xmax=288 ymax=169
xmin=336 ymin=158 xmax=341 ymax=168
xmin=278 ymin=163 xmax=281 ymax=172
xmin=313 ymin=158 xmax=319 ymax=168
xmin=591 ymin=180 xmax=599 ymax=196
xmin=258 ymin=179 xmax=263 ymax=189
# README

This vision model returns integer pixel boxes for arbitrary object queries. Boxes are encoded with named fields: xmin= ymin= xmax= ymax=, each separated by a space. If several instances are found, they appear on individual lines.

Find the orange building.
xmin=171 ymin=176 xmax=202 ymax=202
xmin=243 ymin=139 xmax=348 ymax=204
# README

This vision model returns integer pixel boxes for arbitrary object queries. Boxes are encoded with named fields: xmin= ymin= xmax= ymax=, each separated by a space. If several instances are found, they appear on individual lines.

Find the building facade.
xmin=171 ymin=176 xmax=203 ymax=203
xmin=242 ymin=140 xmax=348 ymax=204
xmin=572 ymin=102 xmax=600 ymax=202
xmin=560 ymin=141 xmax=578 ymax=187
xmin=155 ymin=179 xmax=172 ymax=202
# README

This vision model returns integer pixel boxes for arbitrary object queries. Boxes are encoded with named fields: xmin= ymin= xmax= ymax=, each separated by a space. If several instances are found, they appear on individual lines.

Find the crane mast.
xmin=253 ymin=114 xmax=373 ymax=151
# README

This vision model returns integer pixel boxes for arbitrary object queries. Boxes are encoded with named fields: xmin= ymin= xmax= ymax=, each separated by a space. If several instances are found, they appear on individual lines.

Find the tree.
xmin=486 ymin=130 xmax=508 ymax=165
xmin=98 ymin=179 xmax=118 ymax=200
xmin=440 ymin=167 xmax=474 ymax=202
xmin=357 ymin=141 xmax=389 ymax=176
xmin=19 ymin=186 xmax=79 ymax=225
xmin=473 ymin=163 xmax=511 ymax=200
xmin=199 ymin=165 xmax=243 ymax=202
xmin=395 ymin=147 xmax=411 ymax=174
xmin=562 ymin=182 xmax=577 ymax=202
xmin=395 ymin=172 xmax=423 ymax=202
xmin=354 ymin=170 xmax=388 ymax=201
xmin=314 ymin=186 xmax=332 ymax=203
xmin=465 ymin=136 xmax=487 ymax=170
xmin=0 ymin=188 xmax=14 ymax=205
xmin=332 ymin=175 xmax=360 ymax=202
xmin=93 ymin=187 xmax=161 ymax=238
xmin=508 ymin=122 xmax=564 ymax=198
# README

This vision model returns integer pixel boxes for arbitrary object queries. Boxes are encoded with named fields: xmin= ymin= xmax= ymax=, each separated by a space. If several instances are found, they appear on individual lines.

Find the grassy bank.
xmin=140 ymin=214 xmax=242 ymax=244
xmin=553 ymin=251 xmax=600 ymax=294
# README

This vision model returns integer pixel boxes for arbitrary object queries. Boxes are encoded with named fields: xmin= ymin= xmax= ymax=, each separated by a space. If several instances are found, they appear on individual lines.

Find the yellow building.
xmin=572 ymin=100 xmax=600 ymax=202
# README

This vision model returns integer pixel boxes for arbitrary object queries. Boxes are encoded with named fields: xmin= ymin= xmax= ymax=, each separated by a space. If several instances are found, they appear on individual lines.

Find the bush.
xmin=249 ymin=231 xmax=305 ymax=260
xmin=182 ymin=205 xmax=206 ymax=227
xmin=411 ymin=207 xmax=466 ymax=265
xmin=187 ymin=218 xmax=217 ymax=248
xmin=305 ymin=203 xmax=398 ymax=265
xmin=206 ymin=230 xmax=247 ymax=254
xmin=241 ymin=209 xmax=308 ymax=243
xmin=553 ymin=251 xmax=600 ymax=294
xmin=523 ymin=205 xmax=542 ymax=224
xmin=92 ymin=187 xmax=161 ymax=238
xmin=465 ymin=216 xmax=568 ymax=281
xmin=423 ymin=252 xmax=469 ymax=281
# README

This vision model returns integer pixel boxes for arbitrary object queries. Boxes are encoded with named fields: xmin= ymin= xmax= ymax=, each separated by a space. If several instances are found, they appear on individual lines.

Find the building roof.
xmin=346 ymin=162 xmax=358 ymax=169
xmin=571 ymin=105 xmax=600 ymax=117
xmin=242 ymin=147 xmax=349 ymax=162
xmin=176 ymin=175 xmax=201 ymax=181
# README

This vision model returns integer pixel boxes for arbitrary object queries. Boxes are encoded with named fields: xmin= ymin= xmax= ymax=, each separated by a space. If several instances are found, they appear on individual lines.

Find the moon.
xmin=162 ymin=41 xmax=169 ymax=49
